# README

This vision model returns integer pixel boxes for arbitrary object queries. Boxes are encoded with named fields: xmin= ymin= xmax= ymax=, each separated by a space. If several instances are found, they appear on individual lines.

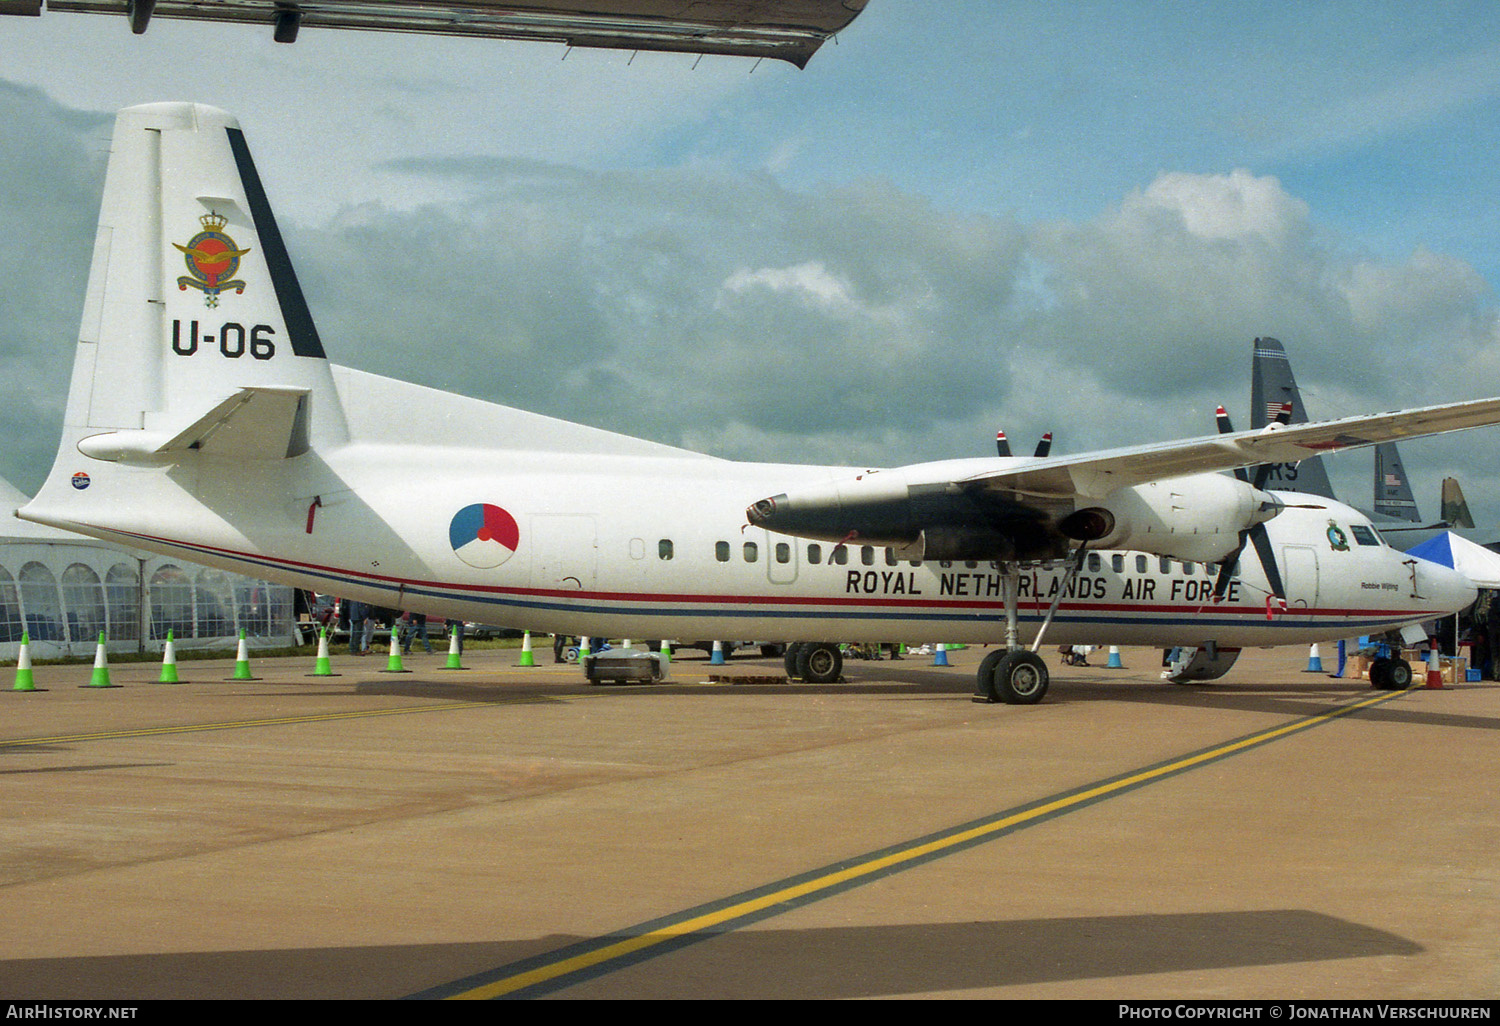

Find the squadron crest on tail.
xmin=173 ymin=210 xmax=251 ymax=307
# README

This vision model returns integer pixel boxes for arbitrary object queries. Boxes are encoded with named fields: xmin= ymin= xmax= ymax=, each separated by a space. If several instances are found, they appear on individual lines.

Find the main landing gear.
xmin=972 ymin=546 xmax=1089 ymax=705
xmin=976 ymin=649 xmax=1049 ymax=704
xmin=783 ymin=641 xmax=843 ymax=684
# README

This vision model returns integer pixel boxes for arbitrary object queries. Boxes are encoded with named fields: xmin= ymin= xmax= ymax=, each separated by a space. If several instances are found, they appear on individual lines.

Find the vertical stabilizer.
xmin=1248 ymin=337 xmax=1336 ymax=498
xmin=1372 ymin=443 xmax=1421 ymax=522
xmin=1441 ymin=478 xmax=1476 ymax=530
xmin=59 ymin=102 xmax=345 ymax=453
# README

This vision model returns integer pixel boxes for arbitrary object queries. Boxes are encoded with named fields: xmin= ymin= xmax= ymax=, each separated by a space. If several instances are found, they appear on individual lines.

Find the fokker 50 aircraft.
xmin=18 ymin=104 xmax=1500 ymax=703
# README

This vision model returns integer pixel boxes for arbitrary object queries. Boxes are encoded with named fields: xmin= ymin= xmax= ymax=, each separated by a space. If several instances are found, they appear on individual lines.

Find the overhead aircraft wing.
xmin=25 ymin=0 xmax=869 ymax=67
xmin=748 ymin=396 xmax=1500 ymax=565
xmin=959 ymin=397 xmax=1500 ymax=500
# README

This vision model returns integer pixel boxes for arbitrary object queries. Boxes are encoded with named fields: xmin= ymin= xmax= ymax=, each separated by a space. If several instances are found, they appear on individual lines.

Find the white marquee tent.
xmin=2 ymin=477 xmax=298 ymax=660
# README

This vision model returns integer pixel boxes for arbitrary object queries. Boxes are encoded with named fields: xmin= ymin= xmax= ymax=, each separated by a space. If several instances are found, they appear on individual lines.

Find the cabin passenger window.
xmin=776 ymin=542 xmax=791 ymax=564
xmin=715 ymin=541 xmax=730 ymax=562
xmin=885 ymin=548 xmax=898 ymax=566
xmin=658 ymin=539 xmax=674 ymax=560
xmin=1160 ymin=556 xmax=1172 ymax=574
xmin=1087 ymin=553 xmax=1102 ymax=572
xmin=1135 ymin=554 xmax=1148 ymax=573
xmin=808 ymin=544 xmax=822 ymax=564
xmin=862 ymin=546 xmax=876 ymax=566
xmin=743 ymin=542 xmax=758 ymax=563
xmin=832 ymin=547 xmax=848 ymax=565
xmin=1350 ymin=524 xmax=1381 ymax=546
xmin=1183 ymin=562 xmax=1195 ymax=574
xmin=1111 ymin=554 xmax=1124 ymax=573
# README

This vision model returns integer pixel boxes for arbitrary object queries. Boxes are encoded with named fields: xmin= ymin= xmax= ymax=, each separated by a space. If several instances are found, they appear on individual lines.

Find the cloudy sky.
xmin=3 ymin=2 xmax=1500 ymax=528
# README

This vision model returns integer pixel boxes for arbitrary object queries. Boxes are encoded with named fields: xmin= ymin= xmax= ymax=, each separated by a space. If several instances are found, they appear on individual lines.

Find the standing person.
xmin=347 ymin=600 xmax=368 ymax=656
xmin=401 ymin=611 xmax=433 ymax=655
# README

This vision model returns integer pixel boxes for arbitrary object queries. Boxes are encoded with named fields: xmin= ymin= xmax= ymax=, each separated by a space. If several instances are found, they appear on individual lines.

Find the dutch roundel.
xmin=449 ymin=503 xmax=520 ymax=569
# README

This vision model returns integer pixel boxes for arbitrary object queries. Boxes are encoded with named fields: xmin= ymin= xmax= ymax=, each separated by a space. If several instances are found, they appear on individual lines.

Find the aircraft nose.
xmin=1418 ymin=560 xmax=1478 ymax=615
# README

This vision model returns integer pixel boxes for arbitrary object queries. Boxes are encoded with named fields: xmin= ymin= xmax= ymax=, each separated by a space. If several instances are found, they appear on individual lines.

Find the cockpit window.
xmin=1350 ymin=524 xmax=1382 ymax=547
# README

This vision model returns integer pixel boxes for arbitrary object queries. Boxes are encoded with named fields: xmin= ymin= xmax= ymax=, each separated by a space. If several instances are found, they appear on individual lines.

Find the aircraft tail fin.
xmin=1248 ymin=337 xmax=1337 ymax=498
xmin=1442 ymin=477 xmax=1476 ymax=530
xmin=22 ymin=102 xmax=349 ymax=534
xmin=54 ymin=102 xmax=346 ymax=461
xmin=1372 ymin=442 xmax=1421 ymax=523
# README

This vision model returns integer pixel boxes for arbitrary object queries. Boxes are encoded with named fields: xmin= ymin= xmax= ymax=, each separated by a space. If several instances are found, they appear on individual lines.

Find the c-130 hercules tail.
xmin=20 ymin=104 xmax=1500 ymax=702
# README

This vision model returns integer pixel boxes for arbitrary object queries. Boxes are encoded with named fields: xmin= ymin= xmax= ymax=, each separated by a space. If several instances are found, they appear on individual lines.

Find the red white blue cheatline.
xmin=449 ymin=503 xmax=520 ymax=568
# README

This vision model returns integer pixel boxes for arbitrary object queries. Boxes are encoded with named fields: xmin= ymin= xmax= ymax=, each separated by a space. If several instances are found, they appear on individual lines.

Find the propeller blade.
xmin=1212 ymin=537 xmax=1243 ymax=601
xmin=1216 ymin=406 xmax=1251 ymax=483
xmin=1247 ymin=522 xmax=1286 ymax=603
xmin=995 ymin=431 xmax=1012 ymax=458
xmin=1033 ymin=432 xmax=1052 ymax=458
xmin=1251 ymin=459 xmax=1275 ymax=490
xmin=1213 ymin=521 xmax=1288 ymax=609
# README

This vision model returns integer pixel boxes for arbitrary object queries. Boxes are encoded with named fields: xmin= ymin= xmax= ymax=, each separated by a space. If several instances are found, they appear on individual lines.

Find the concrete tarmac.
xmin=0 ymin=643 xmax=1496 ymax=1000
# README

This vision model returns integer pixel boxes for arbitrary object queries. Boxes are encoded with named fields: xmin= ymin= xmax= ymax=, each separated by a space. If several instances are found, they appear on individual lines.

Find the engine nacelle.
xmin=1058 ymin=474 xmax=1283 ymax=564
xmin=746 ymin=463 xmax=1069 ymax=562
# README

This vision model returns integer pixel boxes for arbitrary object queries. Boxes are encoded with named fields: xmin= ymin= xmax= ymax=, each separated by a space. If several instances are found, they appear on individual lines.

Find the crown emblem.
xmin=199 ymin=211 xmax=229 ymax=232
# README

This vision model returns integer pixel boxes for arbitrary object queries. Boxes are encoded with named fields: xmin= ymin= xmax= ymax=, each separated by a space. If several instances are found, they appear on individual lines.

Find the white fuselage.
xmin=39 ymin=440 xmax=1470 ymax=651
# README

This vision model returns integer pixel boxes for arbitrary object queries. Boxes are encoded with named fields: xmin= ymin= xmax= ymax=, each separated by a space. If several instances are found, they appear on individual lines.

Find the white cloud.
xmin=721 ymin=262 xmax=858 ymax=312
xmin=1125 ymin=169 xmax=1310 ymax=246
xmin=2 ymin=87 xmax=1497 ymax=526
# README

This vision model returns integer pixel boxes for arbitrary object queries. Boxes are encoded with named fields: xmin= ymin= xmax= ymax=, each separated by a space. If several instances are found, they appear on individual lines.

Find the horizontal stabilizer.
xmin=76 ymin=386 xmax=310 ymax=463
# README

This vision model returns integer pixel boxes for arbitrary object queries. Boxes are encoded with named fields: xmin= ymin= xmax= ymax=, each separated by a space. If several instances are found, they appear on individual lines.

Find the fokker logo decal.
xmin=174 ymin=212 xmax=251 ymax=308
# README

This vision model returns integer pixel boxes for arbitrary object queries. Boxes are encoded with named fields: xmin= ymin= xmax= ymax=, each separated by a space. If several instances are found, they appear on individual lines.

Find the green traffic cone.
xmin=87 ymin=632 xmax=116 ymax=688
xmin=230 ymin=630 xmax=259 ymax=680
xmin=309 ymin=627 xmax=336 ymax=676
xmin=518 ymin=631 xmax=536 ymax=667
xmin=659 ymin=639 xmax=671 ymax=667
xmin=13 ymin=632 xmax=36 ymax=692
xmin=381 ymin=632 xmax=410 ymax=673
xmin=440 ymin=625 xmax=465 ymax=670
xmin=158 ymin=629 xmax=181 ymax=683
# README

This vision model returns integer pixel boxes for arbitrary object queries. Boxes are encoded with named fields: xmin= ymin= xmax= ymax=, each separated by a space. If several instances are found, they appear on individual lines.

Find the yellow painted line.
xmin=444 ymin=686 xmax=1411 ymax=999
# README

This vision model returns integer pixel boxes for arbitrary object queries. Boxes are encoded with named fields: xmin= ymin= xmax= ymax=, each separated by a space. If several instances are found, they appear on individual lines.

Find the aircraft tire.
xmin=1387 ymin=658 xmax=1414 ymax=689
xmin=784 ymin=642 xmax=803 ymax=678
xmin=976 ymin=649 xmax=1007 ymax=702
xmin=994 ymin=651 xmax=1049 ymax=705
xmin=1369 ymin=657 xmax=1394 ymax=690
xmin=796 ymin=642 xmax=842 ymax=684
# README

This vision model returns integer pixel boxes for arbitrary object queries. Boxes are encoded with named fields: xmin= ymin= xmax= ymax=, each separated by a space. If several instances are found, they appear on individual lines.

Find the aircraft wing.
xmin=27 ymin=0 xmax=868 ymax=67
xmin=960 ymin=397 xmax=1500 ymax=500
xmin=748 ymin=396 xmax=1500 ymax=565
